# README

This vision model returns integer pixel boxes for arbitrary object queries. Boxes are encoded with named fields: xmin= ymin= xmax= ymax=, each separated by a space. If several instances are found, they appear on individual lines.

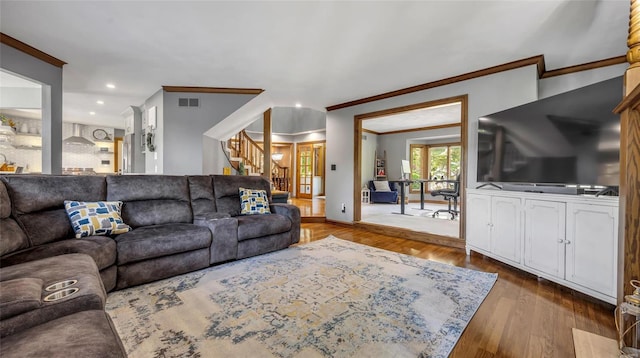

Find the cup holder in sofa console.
xmin=45 ymin=279 xmax=78 ymax=292
xmin=43 ymin=287 xmax=79 ymax=302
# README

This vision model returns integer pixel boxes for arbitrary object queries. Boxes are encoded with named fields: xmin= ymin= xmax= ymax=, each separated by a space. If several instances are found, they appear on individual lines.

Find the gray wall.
xmin=162 ymin=91 xmax=257 ymax=175
xmin=143 ymin=90 xmax=163 ymax=174
xmin=377 ymin=126 xmax=461 ymax=184
xmin=0 ymin=43 xmax=63 ymax=174
xmin=247 ymin=106 xmax=326 ymax=134
xmin=326 ymin=64 xmax=625 ymax=223
xmin=326 ymin=65 xmax=539 ymax=223
xmin=361 ymin=132 xmax=378 ymax=188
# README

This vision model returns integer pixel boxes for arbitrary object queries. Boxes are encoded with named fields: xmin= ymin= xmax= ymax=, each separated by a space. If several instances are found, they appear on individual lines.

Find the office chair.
xmin=430 ymin=174 xmax=460 ymax=220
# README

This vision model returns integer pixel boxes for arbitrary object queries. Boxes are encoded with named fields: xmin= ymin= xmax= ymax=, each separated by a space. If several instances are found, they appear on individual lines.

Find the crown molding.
xmin=541 ymin=55 xmax=627 ymax=78
xmin=162 ymin=86 xmax=263 ymax=95
xmin=0 ymin=32 xmax=66 ymax=68
xmin=327 ymin=54 xmax=626 ymax=111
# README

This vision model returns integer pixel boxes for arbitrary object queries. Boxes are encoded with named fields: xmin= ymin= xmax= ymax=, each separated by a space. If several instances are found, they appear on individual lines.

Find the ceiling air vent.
xmin=178 ymin=98 xmax=199 ymax=107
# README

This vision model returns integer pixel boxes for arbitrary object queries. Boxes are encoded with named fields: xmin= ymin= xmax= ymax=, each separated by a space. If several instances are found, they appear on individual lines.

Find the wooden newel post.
xmin=615 ymin=0 xmax=640 ymax=301
xmin=627 ymin=0 xmax=640 ymax=91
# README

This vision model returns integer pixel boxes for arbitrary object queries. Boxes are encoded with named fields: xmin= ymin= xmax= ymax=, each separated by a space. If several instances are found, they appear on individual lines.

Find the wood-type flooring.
xmin=299 ymin=222 xmax=617 ymax=358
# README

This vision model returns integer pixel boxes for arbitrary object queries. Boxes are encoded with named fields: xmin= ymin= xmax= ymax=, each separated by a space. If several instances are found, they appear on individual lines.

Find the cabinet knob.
xmin=565 ymin=240 xmax=571 ymax=245
xmin=558 ymin=239 xmax=564 ymax=243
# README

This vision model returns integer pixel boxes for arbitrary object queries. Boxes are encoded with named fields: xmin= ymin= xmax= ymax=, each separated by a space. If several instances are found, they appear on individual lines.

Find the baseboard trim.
xmin=301 ymin=217 xmax=326 ymax=223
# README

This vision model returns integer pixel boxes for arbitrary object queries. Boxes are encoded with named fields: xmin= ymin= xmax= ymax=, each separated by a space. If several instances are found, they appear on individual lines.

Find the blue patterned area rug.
xmin=106 ymin=236 xmax=497 ymax=357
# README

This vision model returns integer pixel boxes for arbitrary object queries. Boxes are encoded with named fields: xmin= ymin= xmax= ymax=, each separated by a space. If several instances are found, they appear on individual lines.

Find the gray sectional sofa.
xmin=0 ymin=174 xmax=301 ymax=357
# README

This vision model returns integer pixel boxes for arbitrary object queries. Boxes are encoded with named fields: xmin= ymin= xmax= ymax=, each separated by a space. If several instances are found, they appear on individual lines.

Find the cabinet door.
xmin=466 ymin=193 xmax=492 ymax=251
xmin=565 ymin=203 xmax=618 ymax=297
xmin=490 ymin=196 xmax=522 ymax=264
xmin=523 ymin=199 xmax=566 ymax=278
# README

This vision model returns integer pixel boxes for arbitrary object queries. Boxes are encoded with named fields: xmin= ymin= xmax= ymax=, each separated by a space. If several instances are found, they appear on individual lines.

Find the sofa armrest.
xmin=270 ymin=204 xmax=301 ymax=245
xmin=194 ymin=216 xmax=238 ymax=264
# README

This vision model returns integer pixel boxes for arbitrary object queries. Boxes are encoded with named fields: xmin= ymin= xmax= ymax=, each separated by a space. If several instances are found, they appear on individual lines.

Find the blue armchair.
xmin=368 ymin=180 xmax=399 ymax=203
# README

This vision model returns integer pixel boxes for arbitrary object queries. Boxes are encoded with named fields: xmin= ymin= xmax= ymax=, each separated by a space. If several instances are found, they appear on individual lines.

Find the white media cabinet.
xmin=466 ymin=188 xmax=619 ymax=304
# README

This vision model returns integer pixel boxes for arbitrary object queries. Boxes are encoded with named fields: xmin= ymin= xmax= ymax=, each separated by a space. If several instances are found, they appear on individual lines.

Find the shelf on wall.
xmin=14 ymin=145 xmax=42 ymax=150
xmin=15 ymin=132 xmax=41 ymax=137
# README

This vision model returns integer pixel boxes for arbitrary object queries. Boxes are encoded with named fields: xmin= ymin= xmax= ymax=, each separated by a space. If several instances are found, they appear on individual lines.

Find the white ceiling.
xmin=0 ymin=1 xmax=629 ymax=129
xmin=362 ymin=102 xmax=461 ymax=133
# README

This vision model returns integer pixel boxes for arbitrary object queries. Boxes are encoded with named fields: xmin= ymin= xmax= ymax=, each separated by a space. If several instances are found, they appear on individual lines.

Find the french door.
xmin=297 ymin=144 xmax=313 ymax=199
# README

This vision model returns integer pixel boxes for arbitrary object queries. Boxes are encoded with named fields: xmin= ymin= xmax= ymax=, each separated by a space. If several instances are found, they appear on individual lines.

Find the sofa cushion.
xmin=115 ymin=223 xmax=212 ymax=265
xmin=0 ymin=310 xmax=127 ymax=358
xmin=212 ymin=175 xmax=271 ymax=216
xmin=373 ymin=180 xmax=391 ymax=192
xmin=188 ymin=175 xmax=217 ymax=219
xmin=0 ymin=236 xmax=117 ymax=271
xmin=64 ymin=201 xmax=131 ymax=238
xmin=239 ymin=188 xmax=271 ymax=215
xmin=0 ymin=218 xmax=29 ymax=257
xmin=106 ymin=175 xmax=193 ymax=228
xmin=2 ymin=176 xmax=106 ymax=246
xmin=237 ymin=214 xmax=291 ymax=241
xmin=0 ymin=278 xmax=43 ymax=320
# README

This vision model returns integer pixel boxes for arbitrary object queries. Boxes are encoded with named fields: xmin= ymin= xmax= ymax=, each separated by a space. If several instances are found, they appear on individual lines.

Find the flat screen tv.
xmin=477 ymin=76 xmax=621 ymax=187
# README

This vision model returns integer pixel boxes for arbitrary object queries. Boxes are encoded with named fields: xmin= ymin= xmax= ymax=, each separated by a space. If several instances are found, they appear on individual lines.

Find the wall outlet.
xmin=341 ymin=203 xmax=346 ymax=213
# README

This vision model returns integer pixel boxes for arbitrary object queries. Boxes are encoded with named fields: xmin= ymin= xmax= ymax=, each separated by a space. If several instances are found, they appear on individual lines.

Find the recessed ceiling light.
xmin=295 ymin=103 xmax=302 ymax=108
xmin=106 ymin=83 xmax=115 ymax=89
xmin=89 ymin=112 xmax=96 ymax=115
xmin=96 ymin=100 xmax=104 ymax=105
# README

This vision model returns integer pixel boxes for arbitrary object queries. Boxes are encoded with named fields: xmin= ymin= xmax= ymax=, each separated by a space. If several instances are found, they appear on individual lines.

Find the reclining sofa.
xmin=0 ymin=174 xmax=301 ymax=357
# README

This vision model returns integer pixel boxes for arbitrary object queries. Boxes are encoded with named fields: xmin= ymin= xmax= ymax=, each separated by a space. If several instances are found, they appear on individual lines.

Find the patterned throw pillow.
xmin=64 ymin=201 xmax=131 ymax=238
xmin=239 ymin=188 xmax=271 ymax=215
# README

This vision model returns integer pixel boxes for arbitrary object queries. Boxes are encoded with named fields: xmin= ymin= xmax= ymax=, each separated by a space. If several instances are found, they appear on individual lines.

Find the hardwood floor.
xmin=289 ymin=197 xmax=325 ymax=218
xmin=299 ymin=222 xmax=617 ymax=358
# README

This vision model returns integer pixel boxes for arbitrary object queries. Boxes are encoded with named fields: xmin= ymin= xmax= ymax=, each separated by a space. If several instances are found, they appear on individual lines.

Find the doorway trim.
xmin=353 ymin=94 xmax=468 ymax=248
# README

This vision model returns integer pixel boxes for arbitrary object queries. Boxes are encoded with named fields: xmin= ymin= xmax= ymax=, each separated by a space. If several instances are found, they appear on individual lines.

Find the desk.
xmin=388 ymin=180 xmax=413 ymax=215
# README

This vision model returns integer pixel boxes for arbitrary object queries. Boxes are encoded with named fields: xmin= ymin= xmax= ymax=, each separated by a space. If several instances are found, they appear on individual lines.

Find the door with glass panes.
xmin=297 ymin=144 xmax=313 ymax=199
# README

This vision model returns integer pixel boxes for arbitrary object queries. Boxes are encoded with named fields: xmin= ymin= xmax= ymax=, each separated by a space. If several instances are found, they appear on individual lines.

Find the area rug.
xmin=106 ymin=236 xmax=497 ymax=357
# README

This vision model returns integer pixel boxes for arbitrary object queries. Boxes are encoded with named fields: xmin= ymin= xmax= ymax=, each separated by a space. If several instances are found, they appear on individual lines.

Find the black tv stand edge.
xmin=476 ymin=183 xmax=502 ymax=190
xmin=595 ymin=186 xmax=619 ymax=197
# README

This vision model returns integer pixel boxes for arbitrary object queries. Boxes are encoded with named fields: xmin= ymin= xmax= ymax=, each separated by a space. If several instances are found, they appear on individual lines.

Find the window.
xmin=410 ymin=143 xmax=461 ymax=193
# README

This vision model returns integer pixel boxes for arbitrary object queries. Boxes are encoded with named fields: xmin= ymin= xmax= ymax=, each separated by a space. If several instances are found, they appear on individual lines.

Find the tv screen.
xmin=477 ymin=76 xmax=621 ymax=187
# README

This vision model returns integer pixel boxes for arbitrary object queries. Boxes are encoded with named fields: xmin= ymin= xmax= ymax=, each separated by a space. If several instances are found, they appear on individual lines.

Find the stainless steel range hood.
xmin=63 ymin=123 xmax=95 ymax=146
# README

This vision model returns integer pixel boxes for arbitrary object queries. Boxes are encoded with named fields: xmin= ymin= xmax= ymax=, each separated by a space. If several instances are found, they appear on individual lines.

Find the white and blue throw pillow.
xmin=239 ymin=188 xmax=271 ymax=215
xmin=64 ymin=201 xmax=131 ymax=238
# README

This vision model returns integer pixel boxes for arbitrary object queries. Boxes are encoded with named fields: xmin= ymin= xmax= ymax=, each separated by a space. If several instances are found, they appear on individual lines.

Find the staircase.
xmin=227 ymin=130 xmax=290 ymax=192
